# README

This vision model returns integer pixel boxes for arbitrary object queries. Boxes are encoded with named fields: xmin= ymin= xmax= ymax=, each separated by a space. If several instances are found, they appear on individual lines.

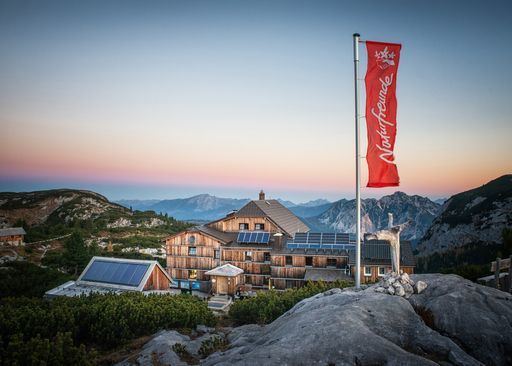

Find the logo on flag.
xmin=374 ymin=47 xmax=396 ymax=69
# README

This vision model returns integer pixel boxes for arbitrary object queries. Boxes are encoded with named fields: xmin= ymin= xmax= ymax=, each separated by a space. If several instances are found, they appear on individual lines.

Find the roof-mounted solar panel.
xmin=81 ymin=260 xmax=150 ymax=287
xmin=286 ymin=232 xmax=357 ymax=250
xmin=237 ymin=231 xmax=271 ymax=244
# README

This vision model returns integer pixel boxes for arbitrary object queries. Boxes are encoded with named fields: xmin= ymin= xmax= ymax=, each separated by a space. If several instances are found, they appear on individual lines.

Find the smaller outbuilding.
xmin=45 ymin=256 xmax=173 ymax=298
xmin=0 ymin=227 xmax=26 ymax=246
xmin=205 ymin=263 xmax=244 ymax=296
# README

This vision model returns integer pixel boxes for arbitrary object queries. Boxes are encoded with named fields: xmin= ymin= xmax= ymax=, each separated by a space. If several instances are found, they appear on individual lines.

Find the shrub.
xmin=0 ymin=293 xmax=216 ymax=364
xmin=228 ymin=281 xmax=351 ymax=325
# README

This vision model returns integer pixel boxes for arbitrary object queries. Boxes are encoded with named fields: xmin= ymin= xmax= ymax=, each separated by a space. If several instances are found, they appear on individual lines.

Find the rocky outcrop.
xmin=122 ymin=275 xmax=511 ymax=366
xmin=408 ymin=274 xmax=512 ymax=366
xmin=417 ymin=175 xmax=512 ymax=256
xmin=116 ymin=326 xmax=228 ymax=366
xmin=203 ymin=274 xmax=510 ymax=366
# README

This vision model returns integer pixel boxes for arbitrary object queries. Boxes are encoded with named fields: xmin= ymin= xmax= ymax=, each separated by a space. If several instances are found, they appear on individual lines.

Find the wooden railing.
xmin=491 ymin=255 xmax=512 ymax=292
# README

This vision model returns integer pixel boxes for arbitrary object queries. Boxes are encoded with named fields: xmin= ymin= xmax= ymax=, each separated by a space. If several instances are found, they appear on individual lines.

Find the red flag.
xmin=365 ymin=41 xmax=401 ymax=187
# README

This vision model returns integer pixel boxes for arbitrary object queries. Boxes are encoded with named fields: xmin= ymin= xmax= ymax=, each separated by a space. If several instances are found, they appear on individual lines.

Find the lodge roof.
xmin=194 ymin=225 xmax=238 ymax=243
xmin=235 ymin=200 xmax=309 ymax=236
xmin=164 ymin=225 xmax=238 ymax=244
xmin=45 ymin=256 xmax=172 ymax=298
xmin=0 ymin=227 xmax=26 ymax=237
xmin=348 ymin=240 xmax=415 ymax=267
xmin=205 ymin=263 xmax=244 ymax=277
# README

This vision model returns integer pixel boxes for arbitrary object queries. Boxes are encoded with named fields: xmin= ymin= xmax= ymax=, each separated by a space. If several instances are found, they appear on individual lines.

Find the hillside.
xmin=0 ymin=189 xmax=190 ymax=259
xmin=306 ymin=192 xmax=441 ymax=244
xmin=416 ymin=175 xmax=512 ymax=277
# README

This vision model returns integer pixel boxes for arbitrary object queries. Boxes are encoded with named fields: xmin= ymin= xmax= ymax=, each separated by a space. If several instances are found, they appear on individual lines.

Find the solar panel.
xmin=81 ymin=260 xmax=150 ymax=287
xmin=237 ymin=231 xmax=271 ymax=244
xmin=287 ymin=232 xmax=357 ymax=250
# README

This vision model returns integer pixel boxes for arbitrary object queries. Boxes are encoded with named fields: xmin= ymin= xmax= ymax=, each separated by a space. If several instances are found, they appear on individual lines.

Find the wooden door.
xmin=217 ymin=277 xmax=228 ymax=294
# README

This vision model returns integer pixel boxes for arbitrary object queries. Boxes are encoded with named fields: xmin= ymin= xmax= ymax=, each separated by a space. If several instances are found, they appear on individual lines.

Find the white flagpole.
xmin=353 ymin=33 xmax=361 ymax=289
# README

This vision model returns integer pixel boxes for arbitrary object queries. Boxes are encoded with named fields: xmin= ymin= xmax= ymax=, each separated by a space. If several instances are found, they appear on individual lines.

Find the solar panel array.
xmin=287 ymin=232 xmax=356 ymax=250
xmin=237 ymin=231 xmax=271 ymax=244
xmin=81 ymin=260 xmax=150 ymax=287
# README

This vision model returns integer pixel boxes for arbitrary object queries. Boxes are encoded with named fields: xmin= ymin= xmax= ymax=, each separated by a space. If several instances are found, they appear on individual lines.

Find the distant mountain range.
xmin=116 ymin=195 xmax=333 ymax=221
xmin=117 ymin=193 xmax=442 ymax=244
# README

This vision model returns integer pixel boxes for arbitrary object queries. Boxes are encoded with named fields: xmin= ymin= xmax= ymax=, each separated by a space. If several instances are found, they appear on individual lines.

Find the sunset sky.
xmin=1 ymin=0 xmax=511 ymax=202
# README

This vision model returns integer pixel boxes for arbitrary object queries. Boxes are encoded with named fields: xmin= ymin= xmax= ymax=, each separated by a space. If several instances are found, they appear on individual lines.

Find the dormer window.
xmin=239 ymin=223 xmax=249 ymax=230
xmin=255 ymin=223 xmax=265 ymax=230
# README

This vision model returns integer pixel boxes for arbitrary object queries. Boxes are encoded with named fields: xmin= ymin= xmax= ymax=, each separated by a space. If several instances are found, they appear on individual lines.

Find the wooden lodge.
xmin=166 ymin=191 xmax=415 ymax=294
xmin=0 ymin=227 xmax=26 ymax=246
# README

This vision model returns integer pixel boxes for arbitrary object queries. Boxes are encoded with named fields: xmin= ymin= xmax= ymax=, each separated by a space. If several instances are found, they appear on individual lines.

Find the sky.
xmin=1 ymin=0 xmax=511 ymax=203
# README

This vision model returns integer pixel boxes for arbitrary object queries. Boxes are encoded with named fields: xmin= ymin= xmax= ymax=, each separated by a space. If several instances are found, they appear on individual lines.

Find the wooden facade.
xmin=143 ymin=265 xmax=173 ymax=291
xmin=209 ymin=216 xmax=280 ymax=233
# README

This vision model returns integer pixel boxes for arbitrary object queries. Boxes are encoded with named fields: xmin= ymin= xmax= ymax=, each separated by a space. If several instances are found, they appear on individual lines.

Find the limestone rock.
xmin=403 ymin=283 xmax=414 ymax=298
xmin=415 ymin=280 xmax=428 ymax=294
xmin=409 ymin=274 xmax=512 ymax=366
xmin=394 ymin=284 xmax=405 ymax=297
xmin=116 ymin=330 xmax=189 ymax=366
xmin=203 ymin=286 xmax=481 ymax=366
xmin=374 ymin=286 xmax=386 ymax=293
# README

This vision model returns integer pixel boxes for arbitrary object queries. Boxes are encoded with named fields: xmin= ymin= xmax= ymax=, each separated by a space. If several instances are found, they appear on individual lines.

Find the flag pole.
xmin=353 ymin=33 xmax=361 ymax=289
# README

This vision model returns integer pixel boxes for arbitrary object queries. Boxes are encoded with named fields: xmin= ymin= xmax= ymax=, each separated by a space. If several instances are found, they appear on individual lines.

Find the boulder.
xmin=203 ymin=288 xmax=481 ymax=366
xmin=115 ymin=330 xmax=189 ymax=366
xmin=415 ymin=280 xmax=428 ymax=294
xmin=394 ymin=284 xmax=406 ymax=297
xmin=409 ymin=274 xmax=512 ymax=366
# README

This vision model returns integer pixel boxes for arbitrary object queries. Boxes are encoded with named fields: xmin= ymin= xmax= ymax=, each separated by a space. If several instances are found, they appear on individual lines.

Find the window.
xmin=264 ymin=252 xmax=271 ymax=263
xmin=245 ymin=275 xmax=252 ymax=284
xmin=286 ymin=280 xmax=300 ymax=289
xmin=214 ymin=250 xmax=220 ymax=259
xmin=327 ymin=258 xmax=337 ymax=268
xmin=245 ymin=251 xmax=252 ymax=261
xmin=378 ymin=267 xmax=386 ymax=276
xmin=188 ymin=247 xmax=197 ymax=256
xmin=255 ymin=223 xmax=265 ymax=230
xmin=364 ymin=266 xmax=372 ymax=276
xmin=305 ymin=256 xmax=313 ymax=267
xmin=285 ymin=256 xmax=293 ymax=266
xmin=239 ymin=223 xmax=249 ymax=230
xmin=189 ymin=270 xmax=197 ymax=279
xmin=188 ymin=235 xmax=196 ymax=245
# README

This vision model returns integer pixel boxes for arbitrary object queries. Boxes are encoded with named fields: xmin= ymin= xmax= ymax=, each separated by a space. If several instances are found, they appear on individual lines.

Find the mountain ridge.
xmin=417 ymin=174 xmax=512 ymax=257
xmin=306 ymin=192 xmax=441 ymax=244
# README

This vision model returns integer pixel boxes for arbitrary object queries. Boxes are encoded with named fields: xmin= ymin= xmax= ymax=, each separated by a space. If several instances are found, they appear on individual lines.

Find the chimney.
xmin=259 ymin=190 xmax=265 ymax=200
xmin=273 ymin=232 xmax=283 ymax=248
xmin=388 ymin=213 xmax=394 ymax=228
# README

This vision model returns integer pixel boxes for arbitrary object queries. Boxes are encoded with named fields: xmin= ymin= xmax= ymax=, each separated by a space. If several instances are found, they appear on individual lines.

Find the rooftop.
xmin=0 ymin=227 xmax=26 ymax=237
xmin=235 ymin=199 xmax=309 ymax=236
xmin=205 ymin=263 xmax=244 ymax=277
xmin=45 ymin=256 xmax=173 ymax=298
